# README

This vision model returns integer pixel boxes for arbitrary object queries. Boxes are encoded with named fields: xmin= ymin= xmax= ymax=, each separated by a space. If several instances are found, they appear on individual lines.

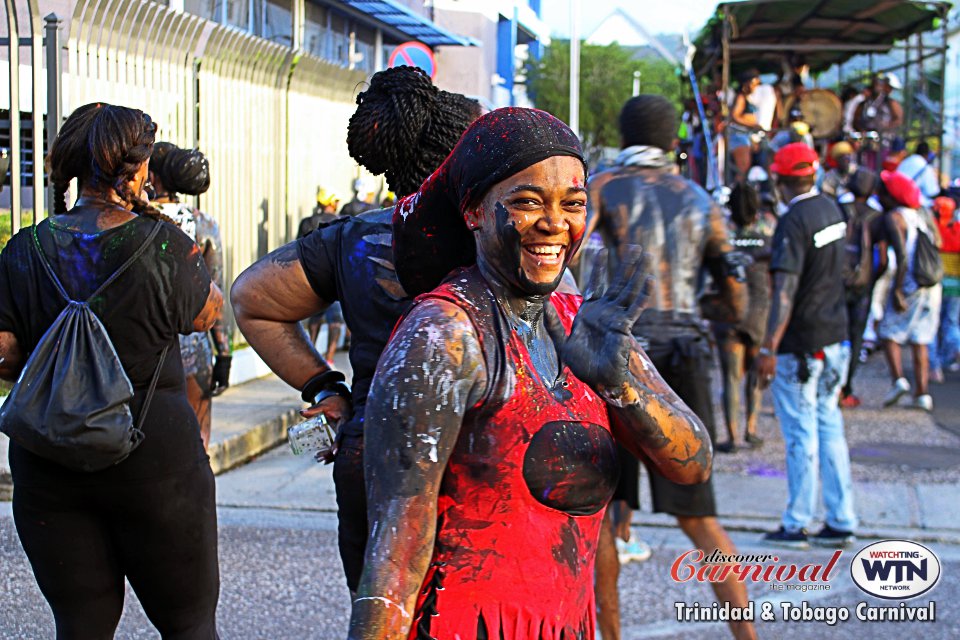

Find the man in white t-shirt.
xmin=896 ymin=141 xmax=940 ymax=206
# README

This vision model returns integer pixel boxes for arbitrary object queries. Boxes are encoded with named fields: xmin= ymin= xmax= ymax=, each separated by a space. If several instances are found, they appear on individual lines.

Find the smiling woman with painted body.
xmin=349 ymin=108 xmax=712 ymax=640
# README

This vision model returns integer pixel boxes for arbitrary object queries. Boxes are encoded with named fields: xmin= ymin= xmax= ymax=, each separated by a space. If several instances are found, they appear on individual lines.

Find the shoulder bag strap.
xmin=911 ymin=160 xmax=929 ymax=183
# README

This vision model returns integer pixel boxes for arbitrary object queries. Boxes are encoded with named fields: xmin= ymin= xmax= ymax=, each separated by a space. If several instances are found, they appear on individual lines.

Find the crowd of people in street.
xmin=0 ymin=55 xmax=956 ymax=640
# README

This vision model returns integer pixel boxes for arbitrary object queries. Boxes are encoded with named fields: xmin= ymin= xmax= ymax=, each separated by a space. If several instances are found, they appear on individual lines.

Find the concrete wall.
xmin=433 ymin=10 xmax=498 ymax=105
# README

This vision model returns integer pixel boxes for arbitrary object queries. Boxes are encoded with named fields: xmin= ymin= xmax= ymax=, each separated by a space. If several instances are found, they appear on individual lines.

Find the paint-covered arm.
xmin=231 ymin=241 xmax=332 ymax=389
xmin=545 ymin=253 xmax=712 ymax=486
xmin=887 ymin=211 xmax=909 ymax=312
xmin=603 ymin=345 xmax=712 ymax=485
xmin=349 ymin=299 xmax=487 ymax=640
xmin=755 ymin=271 xmax=799 ymax=389
xmin=701 ymin=200 xmax=748 ymax=323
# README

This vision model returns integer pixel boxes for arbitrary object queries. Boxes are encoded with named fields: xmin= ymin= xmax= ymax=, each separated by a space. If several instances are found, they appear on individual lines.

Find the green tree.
xmin=526 ymin=41 xmax=682 ymax=162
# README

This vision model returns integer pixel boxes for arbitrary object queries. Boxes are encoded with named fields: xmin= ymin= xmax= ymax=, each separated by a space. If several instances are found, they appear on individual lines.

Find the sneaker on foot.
xmin=762 ymin=526 xmax=809 ymax=550
xmin=616 ymin=537 xmax=652 ymax=564
xmin=883 ymin=378 xmax=911 ymax=407
xmin=931 ymin=368 xmax=945 ymax=384
xmin=744 ymin=432 xmax=764 ymax=448
xmin=839 ymin=394 xmax=861 ymax=408
xmin=913 ymin=394 xmax=933 ymax=412
xmin=811 ymin=525 xmax=856 ymax=548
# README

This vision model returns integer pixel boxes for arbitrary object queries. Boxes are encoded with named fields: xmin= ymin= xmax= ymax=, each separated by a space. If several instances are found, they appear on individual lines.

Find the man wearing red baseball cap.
xmin=757 ymin=142 xmax=858 ymax=549
xmin=875 ymin=170 xmax=942 ymax=411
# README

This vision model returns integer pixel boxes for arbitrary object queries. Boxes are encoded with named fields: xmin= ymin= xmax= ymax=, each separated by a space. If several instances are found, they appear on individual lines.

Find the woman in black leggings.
xmin=0 ymin=104 xmax=223 ymax=639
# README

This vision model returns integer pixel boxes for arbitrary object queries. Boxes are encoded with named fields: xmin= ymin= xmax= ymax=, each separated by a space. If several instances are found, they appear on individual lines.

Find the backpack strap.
xmin=32 ymin=219 xmax=163 ymax=303
xmin=136 ymin=344 xmax=170 ymax=431
xmin=88 ymin=220 xmax=164 ymax=301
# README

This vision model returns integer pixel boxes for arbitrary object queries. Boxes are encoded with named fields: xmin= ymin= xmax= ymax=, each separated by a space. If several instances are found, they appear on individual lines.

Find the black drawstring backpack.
xmin=0 ymin=220 xmax=168 ymax=472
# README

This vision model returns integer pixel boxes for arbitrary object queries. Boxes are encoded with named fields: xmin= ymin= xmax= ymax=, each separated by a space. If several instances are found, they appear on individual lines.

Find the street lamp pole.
xmin=569 ymin=0 xmax=580 ymax=137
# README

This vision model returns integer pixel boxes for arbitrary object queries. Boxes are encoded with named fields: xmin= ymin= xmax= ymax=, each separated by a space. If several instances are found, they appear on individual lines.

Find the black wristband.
xmin=301 ymin=370 xmax=347 ymax=403
xmin=310 ymin=383 xmax=352 ymax=406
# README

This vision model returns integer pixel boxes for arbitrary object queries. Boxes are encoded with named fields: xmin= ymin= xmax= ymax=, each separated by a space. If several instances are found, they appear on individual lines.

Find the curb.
xmin=207 ymin=408 xmax=301 ymax=476
xmin=633 ymin=513 xmax=960 ymax=545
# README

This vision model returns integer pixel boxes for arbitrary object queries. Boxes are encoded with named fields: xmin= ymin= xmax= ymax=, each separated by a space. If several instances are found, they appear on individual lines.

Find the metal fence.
xmin=3 ymin=0 xmax=371 ymax=329
xmin=1 ymin=0 xmax=59 ymax=230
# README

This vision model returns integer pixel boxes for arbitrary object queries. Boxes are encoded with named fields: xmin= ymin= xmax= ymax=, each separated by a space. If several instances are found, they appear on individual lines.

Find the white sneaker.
xmin=913 ymin=394 xmax=933 ymax=412
xmin=883 ymin=378 xmax=911 ymax=407
xmin=616 ymin=537 xmax=652 ymax=564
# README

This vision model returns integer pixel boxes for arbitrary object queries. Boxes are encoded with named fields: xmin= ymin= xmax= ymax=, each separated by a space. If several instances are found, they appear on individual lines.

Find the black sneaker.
xmin=811 ymin=525 xmax=856 ymax=548
xmin=762 ymin=526 xmax=809 ymax=550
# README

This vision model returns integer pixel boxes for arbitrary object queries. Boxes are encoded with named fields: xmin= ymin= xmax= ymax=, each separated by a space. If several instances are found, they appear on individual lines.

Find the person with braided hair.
xmin=149 ymin=142 xmax=231 ymax=450
xmin=232 ymin=65 xmax=482 ymax=596
xmin=0 ymin=103 xmax=223 ymax=638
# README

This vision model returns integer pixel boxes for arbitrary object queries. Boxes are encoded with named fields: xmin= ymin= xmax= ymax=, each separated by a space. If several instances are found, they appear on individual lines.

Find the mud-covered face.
xmin=836 ymin=154 xmax=854 ymax=173
xmin=468 ymin=156 xmax=587 ymax=296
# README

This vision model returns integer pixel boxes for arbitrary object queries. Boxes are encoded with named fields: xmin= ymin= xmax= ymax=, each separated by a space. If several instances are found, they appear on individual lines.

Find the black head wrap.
xmin=150 ymin=143 xmax=211 ymax=196
xmin=393 ymin=107 xmax=585 ymax=296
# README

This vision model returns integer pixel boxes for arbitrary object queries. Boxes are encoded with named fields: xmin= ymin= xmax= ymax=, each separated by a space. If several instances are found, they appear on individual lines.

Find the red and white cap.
xmin=770 ymin=142 xmax=819 ymax=177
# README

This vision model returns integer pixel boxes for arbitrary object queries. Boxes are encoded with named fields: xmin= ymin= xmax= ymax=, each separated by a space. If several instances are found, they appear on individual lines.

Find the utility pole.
xmin=633 ymin=70 xmax=641 ymax=96
xmin=569 ymin=0 xmax=580 ymax=136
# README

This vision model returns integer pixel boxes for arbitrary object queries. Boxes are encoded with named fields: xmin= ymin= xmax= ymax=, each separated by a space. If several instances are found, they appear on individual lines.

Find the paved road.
xmin=2 ymin=445 xmax=959 ymax=639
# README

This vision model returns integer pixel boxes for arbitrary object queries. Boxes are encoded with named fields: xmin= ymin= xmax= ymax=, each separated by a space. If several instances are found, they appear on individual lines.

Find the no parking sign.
xmin=388 ymin=41 xmax=437 ymax=80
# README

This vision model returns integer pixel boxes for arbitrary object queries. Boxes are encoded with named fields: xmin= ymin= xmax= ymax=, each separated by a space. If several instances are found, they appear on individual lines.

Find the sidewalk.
xmin=214 ymin=350 xmax=960 ymax=546
xmin=0 ymin=351 xmax=352 ymax=497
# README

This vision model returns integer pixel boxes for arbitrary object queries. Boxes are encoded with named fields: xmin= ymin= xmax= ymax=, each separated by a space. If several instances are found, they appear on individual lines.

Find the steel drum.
xmin=784 ymin=89 xmax=843 ymax=139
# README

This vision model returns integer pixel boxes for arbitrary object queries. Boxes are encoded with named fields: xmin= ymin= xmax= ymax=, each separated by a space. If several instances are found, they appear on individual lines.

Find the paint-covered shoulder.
xmin=355 ymin=206 xmax=395 ymax=225
xmin=390 ymin=296 xmax=480 ymax=356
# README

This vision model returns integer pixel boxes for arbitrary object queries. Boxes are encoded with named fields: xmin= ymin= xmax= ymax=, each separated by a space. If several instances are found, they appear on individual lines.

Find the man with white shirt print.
xmin=756 ymin=142 xmax=859 ymax=550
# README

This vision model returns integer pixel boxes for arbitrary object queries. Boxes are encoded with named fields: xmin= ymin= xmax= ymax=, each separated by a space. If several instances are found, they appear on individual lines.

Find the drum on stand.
xmin=784 ymin=89 xmax=843 ymax=139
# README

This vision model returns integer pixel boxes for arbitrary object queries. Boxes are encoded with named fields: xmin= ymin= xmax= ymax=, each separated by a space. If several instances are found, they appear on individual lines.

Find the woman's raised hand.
xmin=546 ymin=246 xmax=652 ymax=393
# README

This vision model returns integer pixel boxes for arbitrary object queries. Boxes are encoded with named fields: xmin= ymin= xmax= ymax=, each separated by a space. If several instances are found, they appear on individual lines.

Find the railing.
xmin=3 ymin=0 xmax=373 ymax=333
xmin=1 ymin=0 xmax=61 ymax=233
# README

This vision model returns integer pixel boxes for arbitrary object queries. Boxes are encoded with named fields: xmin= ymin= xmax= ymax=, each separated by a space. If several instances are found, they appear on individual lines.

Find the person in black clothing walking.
xmin=713 ymin=182 xmax=776 ymax=452
xmin=0 ymin=103 xmax=223 ymax=638
xmin=231 ymin=66 xmax=481 ymax=596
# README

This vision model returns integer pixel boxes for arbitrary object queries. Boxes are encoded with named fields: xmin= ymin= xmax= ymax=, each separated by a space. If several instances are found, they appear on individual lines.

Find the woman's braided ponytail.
xmin=347 ymin=67 xmax=480 ymax=197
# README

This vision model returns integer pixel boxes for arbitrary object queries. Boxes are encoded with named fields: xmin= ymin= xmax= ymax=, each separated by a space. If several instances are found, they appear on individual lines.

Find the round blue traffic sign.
xmin=388 ymin=41 xmax=437 ymax=80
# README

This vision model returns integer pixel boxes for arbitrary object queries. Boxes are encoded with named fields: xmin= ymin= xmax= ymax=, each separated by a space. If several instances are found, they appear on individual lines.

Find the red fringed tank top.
xmin=409 ymin=266 xmax=618 ymax=640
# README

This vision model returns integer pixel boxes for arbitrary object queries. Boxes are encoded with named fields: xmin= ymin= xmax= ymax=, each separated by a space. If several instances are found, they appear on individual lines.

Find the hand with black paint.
xmin=548 ymin=246 xmax=713 ymax=485
xmin=545 ymin=246 xmax=651 ymax=394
